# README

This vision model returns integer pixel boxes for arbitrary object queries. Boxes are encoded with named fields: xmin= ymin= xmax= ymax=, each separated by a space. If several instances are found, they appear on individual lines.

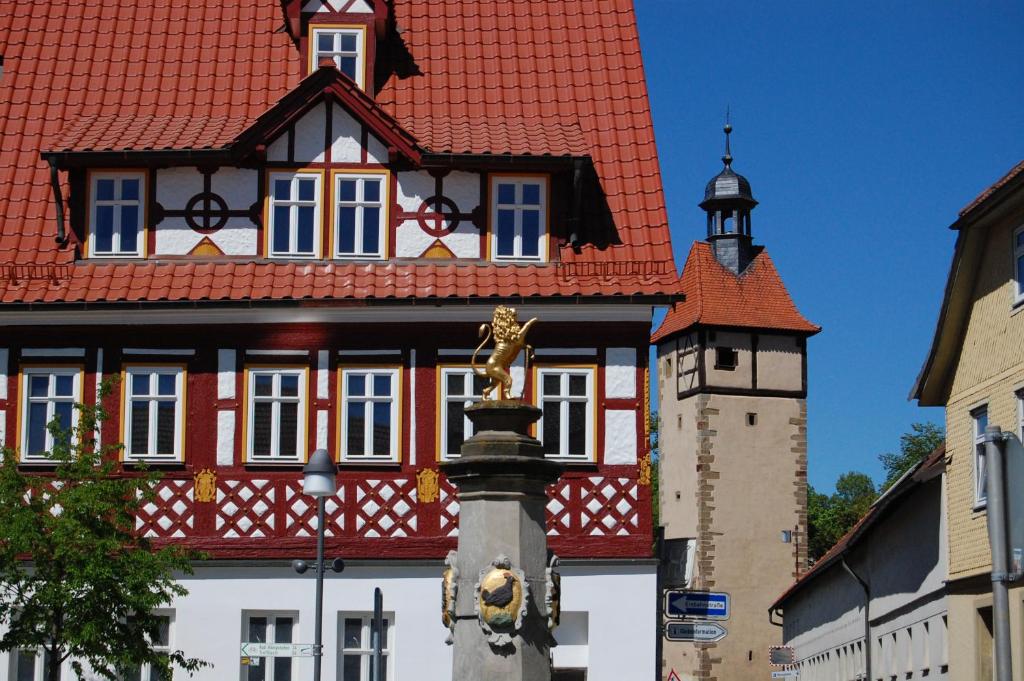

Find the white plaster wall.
xmin=316 ymin=409 xmax=328 ymax=449
xmin=216 ymin=411 xmax=235 ymax=466
xmin=303 ymin=0 xmax=373 ymax=12
xmin=212 ymin=168 xmax=258 ymax=210
xmin=156 ymin=218 xmax=204 ymax=255
xmin=366 ymin=134 xmax=388 ymax=165
xmin=210 ymin=218 xmax=258 ymax=256
xmin=218 ymin=349 xmax=236 ymax=398
xmin=331 ymin=106 xmax=364 ymax=163
xmin=0 ymin=564 xmax=656 ymax=681
xmin=156 ymin=167 xmax=203 ymax=208
xmin=267 ymin=134 xmax=288 ymax=163
xmin=0 ymin=347 xmax=7 ymax=399
xmin=397 ymin=171 xmax=433 ymax=212
xmin=445 ymin=171 xmax=479 ymax=212
xmin=395 ymin=220 xmax=436 ymax=258
xmin=605 ymin=348 xmax=637 ymax=398
xmin=294 ymin=103 xmax=327 ymax=163
xmin=603 ymin=409 xmax=637 ymax=464
xmin=440 ymin=222 xmax=480 ymax=258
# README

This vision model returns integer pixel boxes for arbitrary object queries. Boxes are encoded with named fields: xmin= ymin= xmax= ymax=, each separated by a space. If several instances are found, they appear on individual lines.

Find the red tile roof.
xmin=650 ymin=242 xmax=819 ymax=343
xmin=0 ymin=0 xmax=676 ymax=304
xmin=402 ymin=117 xmax=589 ymax=157
xmin=49 ymin=115 xmax=252 ymax=153
xmin=958 ymin=159 xmax=1024 ymax=219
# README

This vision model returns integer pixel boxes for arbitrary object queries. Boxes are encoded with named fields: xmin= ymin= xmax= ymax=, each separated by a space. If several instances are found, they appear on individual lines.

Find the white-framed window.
xmin=340 ymin=368 xmax=400 ymax=462
xmin=89 ymin=172 xmax=144 ymax=257
xmin=536 ymin=367 xmax=595 ymax=461
xmin=20 ymin=367 xmax=81 ymax=463
xmin=334 ymin=173 xmax=386 ymax=259
xmin=311 ymin=26 xmax=365 ymax=88
xmin=1013 ymin=224 xmax=1024 ymax=306
xmin=339 ymin=613 xmax=393 ymax=681
xmin=973 ymin=405 xmax=988 ymax=509
xmin=242 ymin=612 xmax=297 ymax=681
xmin=246 ymin=368 xmax=307 ymax=463
xmin=123 ymin=367 xmax=186 ymax=462
xmin=121 ymin=612 xmax=172 ymax=681
xmin=490 ymin=176 xmax=547 ymax=261
xmin=268 ymin=172 xmax=321 ymax=258
xmin=439 ymin=367 xmax=488 ymax=460
xmin=11 ymin=647 xmax=59 ymax=681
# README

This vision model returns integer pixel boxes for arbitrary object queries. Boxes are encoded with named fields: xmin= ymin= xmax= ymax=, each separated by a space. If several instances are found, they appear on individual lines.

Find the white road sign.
xmin=240 ymin=642 xmax=317 ymax=658
xmin=664 ymin=621 xmax=727 ymax=642
xmin=771 ymin=670 xmax=800 ymax=678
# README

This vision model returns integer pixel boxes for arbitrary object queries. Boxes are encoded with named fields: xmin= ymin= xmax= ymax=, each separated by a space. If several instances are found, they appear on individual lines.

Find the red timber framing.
xmin=0 ymin=321 xmax=653 ymax=560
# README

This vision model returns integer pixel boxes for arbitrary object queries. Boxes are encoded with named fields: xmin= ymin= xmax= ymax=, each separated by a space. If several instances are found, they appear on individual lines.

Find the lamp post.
xmin=297 ymin=448 xmax=338 ymax=681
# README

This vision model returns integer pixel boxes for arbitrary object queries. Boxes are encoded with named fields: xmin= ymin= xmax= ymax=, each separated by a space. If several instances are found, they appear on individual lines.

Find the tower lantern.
xmin=699 ymin=122 xmax=758 ymax=274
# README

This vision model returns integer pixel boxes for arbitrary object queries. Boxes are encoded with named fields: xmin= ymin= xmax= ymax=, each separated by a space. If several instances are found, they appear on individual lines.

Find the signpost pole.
xmin=313 ymin=496 xmax=326 ymax=681
xmin=984 ymin=426 xmax=1013 ymax=681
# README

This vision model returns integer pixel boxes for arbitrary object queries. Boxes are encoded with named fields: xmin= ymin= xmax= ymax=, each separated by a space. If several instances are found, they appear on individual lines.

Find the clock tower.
xmin=653 ymin=125 xmax=820 ymax=681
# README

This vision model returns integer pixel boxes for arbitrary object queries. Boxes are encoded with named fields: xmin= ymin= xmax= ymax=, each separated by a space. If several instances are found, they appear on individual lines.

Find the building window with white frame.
xmin=90 ymin=172 xmax=144 ymax=257
xmin=491 ymin=176 xmax=547 ymax=261
xmin=121 ymin=613 xmax=172 ymax=681
xmin=537 ymin=367 xmax=594 ymax=461
xmin=123 ymin=367 xmax=185 ymax=462
xmin=440 ymin=367 xmax=488 ymax=459
xmin=311 ymin=27 xmax=365 ymax=87
xmin=973 ymin=405 xmax=988 ymax=509
xmin=340 ymin=368 xmax=400 ymax=462
xmin=1014 ymin=225 xmax=1024 ymax=305
xmin=268 ymin=173 xmax=321 ymax=258
xmin=339 ymin=613 xmax=393 ymax=681
xmin=335 ymin=174 xmax=386 ymax=259
xmin=246 ymin=368 xmax=307 ymax=463
xmin=242 ymin=612 xmax=296 ymax=681
xmin=20 ymin=367 xmax=81 ymax=462
xmin=12 ymin=646 xmax=59 ymax=681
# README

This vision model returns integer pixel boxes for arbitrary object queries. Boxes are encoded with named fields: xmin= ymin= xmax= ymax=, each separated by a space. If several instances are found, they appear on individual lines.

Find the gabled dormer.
xmin=281 ymin=0 xmax=389 ymax=94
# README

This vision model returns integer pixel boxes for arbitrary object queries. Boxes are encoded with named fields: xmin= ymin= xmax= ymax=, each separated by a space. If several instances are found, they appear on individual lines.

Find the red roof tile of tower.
xmin=650 ymin=242 xmax=820 ymax=343
xmin=0 ymin=0 xmax=675 ymax=305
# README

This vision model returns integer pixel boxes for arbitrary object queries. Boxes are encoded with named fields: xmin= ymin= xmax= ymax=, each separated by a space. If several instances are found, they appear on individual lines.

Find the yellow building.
xmin=913 ymin=159 xmax=1024 ymax=680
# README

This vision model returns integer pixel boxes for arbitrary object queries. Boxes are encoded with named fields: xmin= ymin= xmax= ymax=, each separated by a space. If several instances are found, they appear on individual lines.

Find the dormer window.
xmin=310 ymin=26 xmax=365 ymax=89
xmin=333 ymin=171 xmax=387 ymax=259
xmin=88 ymin=172 xmax=145 ymax=257
xmin=267 ymin=171 xmax=322 ymax=259
xmin=490 ymin=175 xmax=547 ymax=262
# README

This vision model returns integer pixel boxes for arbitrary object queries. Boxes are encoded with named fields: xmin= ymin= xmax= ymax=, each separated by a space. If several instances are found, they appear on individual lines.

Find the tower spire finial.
xmin=722 ymin=106 xmax=733 ymax=168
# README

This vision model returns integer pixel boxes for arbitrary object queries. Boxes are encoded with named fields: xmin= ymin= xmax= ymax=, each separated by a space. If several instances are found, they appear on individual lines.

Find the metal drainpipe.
xmin=841 ymin=557 xmax=871 ymax=681
xmin=983 ymin=425 xmax=1014 ymax=681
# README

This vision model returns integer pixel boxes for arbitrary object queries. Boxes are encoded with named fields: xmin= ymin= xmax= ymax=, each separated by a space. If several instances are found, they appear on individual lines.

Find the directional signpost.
xmin=771 ymin=670 xmax=800 ymax=678
xmin=664 ymin=621 xmax=727 ymax=643
xmin=664 ymin=590 xmax=730 ymax=620
xmin=240 ymin=642 xmax=318 ymax=658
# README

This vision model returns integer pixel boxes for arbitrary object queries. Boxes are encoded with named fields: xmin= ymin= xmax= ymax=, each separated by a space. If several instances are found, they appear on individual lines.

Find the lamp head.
xmin=303 ymin=448 xmax=337 ymax=497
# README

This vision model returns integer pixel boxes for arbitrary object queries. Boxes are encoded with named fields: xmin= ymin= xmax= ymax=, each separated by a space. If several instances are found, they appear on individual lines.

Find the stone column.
xmin=441 ymin=401 xmax=564 ymax=681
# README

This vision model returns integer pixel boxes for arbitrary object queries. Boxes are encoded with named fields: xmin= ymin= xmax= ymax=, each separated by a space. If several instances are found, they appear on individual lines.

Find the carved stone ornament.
xmin=470 ymin=306 xmax=537 ymax=401
xmin=417 ymin=468 xmax=440 ymax=504
xmin=193 ymin=468 xmax=216 ymax=503
xmin=441 ymin=550 xmax=459 ymax=645
xmin=474 ymin=554 xmax=529 ymax=646
xmin=545 ymin=554 xmax=561 ymax=632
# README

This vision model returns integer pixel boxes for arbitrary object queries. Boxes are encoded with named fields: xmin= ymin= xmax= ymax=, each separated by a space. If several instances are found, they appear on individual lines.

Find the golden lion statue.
xmin=471 ymin=306 xmax=538 ymax=400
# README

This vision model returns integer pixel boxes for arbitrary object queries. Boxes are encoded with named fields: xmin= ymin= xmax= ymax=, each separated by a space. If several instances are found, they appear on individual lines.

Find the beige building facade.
xmin=652 ymin=138 xmax=819 ymax=681
xmin=914 ymin=159 xmax=1024 ymax=680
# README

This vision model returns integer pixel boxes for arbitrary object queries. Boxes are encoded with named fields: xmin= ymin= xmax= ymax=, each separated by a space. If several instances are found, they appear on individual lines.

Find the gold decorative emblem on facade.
xmin=644 ymin=365 xmax=651 ymax=438
xmin=441 ymin=550 xmax=459 ymax=645
xmin=193 ymin=468 xmax=217 ymax=503
xmin=475 ymin=554 xmax=529 ymax=646
xmin=417 ymin=468 xmax=440 ymax=503
xmin=471 ymin=306 xmax=537 ymax=401
xmin=638 ymin=454 xmax=652 ymax=487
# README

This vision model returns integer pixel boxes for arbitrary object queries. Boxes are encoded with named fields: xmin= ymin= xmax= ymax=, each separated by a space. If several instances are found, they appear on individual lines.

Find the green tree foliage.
xmin=0 ymin=380 xmax=208 ymax=681
xmin=878 ymin=422 xmax=944 ymax=491
xmin=806 ymin=472 xmax=878 ymax=562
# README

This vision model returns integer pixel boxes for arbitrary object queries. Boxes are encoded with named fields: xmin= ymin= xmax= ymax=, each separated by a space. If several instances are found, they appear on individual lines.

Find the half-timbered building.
xmin=0 ymin=1 xmax=676 ymax=679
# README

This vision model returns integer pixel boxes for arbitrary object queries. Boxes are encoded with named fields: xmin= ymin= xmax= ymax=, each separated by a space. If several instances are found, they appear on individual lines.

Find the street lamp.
xmin=293 ymin=448 xmax=342 ymax=681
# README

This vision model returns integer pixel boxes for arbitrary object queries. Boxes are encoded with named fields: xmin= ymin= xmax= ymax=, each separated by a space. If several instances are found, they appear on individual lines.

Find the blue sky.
xmin=635 ymin=1 xmax=1024 ymax=492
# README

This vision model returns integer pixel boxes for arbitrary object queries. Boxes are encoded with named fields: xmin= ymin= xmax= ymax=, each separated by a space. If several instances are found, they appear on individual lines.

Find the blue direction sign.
xmin=664 ymin=590 xmax=730 ymax=620
xmin=664 ymin=621 xmax=727 ymax=643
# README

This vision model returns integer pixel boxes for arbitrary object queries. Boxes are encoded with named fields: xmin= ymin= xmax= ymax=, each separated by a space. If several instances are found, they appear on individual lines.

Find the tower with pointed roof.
xmin=652 ymin=127 xmax=820 ymax=681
